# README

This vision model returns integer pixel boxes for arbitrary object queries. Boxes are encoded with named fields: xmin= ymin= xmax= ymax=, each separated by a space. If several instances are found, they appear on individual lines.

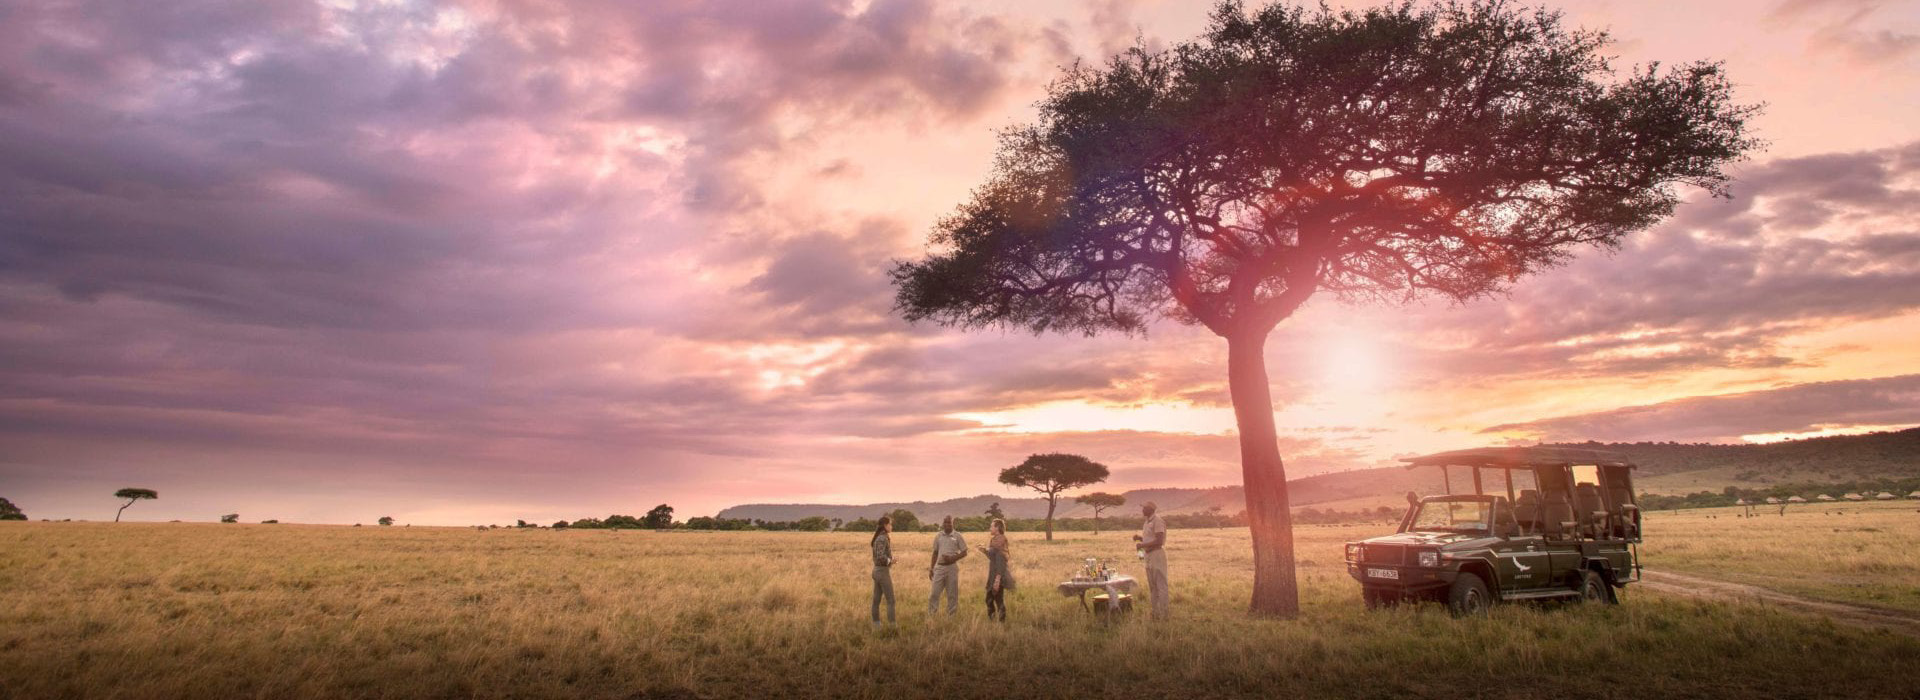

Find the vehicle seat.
xmin=1513 ymin=489 xmax=1542 ymax=533
xmin=1574 ymin=484 xmax=1607 ymax=538
xmin=1493 ymin=499 xmax=1519 ymax=536
xmin=1542 ymin=495 xmax=1576 ymax=538
xmin=1606 ymin=484 xmax=1637 ymax=538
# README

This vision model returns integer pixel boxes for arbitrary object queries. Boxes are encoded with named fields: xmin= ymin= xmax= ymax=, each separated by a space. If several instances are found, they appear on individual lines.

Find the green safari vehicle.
xmin=1344 ymin=446 xmax=1644 ymax=616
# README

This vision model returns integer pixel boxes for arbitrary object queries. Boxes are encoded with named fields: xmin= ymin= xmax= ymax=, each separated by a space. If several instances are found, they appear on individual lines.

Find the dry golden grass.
xmin=2 ymin=518 xmax=1917 ymax=699
xmin=1639 ymin=500 xmax=1920 ymax=614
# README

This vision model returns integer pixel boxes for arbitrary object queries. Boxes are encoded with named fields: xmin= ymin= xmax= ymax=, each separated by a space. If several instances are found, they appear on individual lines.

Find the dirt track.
xmin=1638 ymin=569 xmax=1920 ymax=638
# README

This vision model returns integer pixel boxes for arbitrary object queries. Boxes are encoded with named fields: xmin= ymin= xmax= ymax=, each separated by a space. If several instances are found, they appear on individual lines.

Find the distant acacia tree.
xmin=644 ymin=504 xmax=675 ymax=529
xmin=552 ymin=520 xmax=570 ymax=529
xmin=998 ymin=454 xmax=1110 ymax=541
xmin=0 ymin=497 xmax=26 ymax=521
xmin=985 ymin=502 xmax=1006 ymax=520
xmin=113 ymin=488 xmax=157 ymax=522
xmin=219 ymin=513 xmax=238 ymax=524
xmin=1076 ymin=492 xmax=1128 ymax=534
xmin=893 ymin=1 xmax=1757 ymax=616
xmin=378 ymin=516 xmax=394 ymax=526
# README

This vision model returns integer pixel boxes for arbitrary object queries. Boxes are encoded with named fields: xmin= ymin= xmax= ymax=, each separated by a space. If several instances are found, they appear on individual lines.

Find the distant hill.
xmin=1556 ymin=428 xmax=1920 ymax=479
xmin=1557 ymin=427 xmax=1920 ymax=494
xmin=717 ymin=468 xmax=1445 ymax=523
xmin=717 ymin=428 xmax=1920 ymax=522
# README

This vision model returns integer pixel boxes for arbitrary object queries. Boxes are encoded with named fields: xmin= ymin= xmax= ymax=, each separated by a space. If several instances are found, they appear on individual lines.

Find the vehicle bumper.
xmin=1346 ymin=563 xmax=1455 ymax=591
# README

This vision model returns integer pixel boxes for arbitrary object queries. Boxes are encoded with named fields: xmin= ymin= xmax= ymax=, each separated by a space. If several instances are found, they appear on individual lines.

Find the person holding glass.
xmin=1133 ymin=501 xmax=1170 ymax=620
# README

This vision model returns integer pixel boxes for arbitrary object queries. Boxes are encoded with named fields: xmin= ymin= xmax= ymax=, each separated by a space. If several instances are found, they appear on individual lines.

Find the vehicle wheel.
xmin=1447 ymin=573 xmax=1492 ymax=617
xmin=1576 ymin=570 xmax=1616 ymax=605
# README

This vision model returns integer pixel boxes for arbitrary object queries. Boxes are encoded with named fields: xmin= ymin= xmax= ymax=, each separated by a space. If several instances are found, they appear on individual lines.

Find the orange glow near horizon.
xmin=1 ymin=0 xmax=1916 ymax=525
xmin=1739 ymin=423 xmax=1920 ymax=445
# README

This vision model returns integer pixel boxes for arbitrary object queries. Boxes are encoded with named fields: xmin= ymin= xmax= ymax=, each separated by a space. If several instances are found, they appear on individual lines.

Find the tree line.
xmin=1637 ymin=477 xmax=1920 ymax=511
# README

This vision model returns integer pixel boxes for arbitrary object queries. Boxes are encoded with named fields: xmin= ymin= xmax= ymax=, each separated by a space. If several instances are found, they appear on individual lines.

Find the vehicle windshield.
xmin=1408 ymin=500 xmax=1493 ymax=533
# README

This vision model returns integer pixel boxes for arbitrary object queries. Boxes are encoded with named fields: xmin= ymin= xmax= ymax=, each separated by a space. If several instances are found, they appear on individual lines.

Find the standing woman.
xmin=870 ymin=515 xmax=895 ymax=627
xmin=977 ymin=518 xmax=1015 ymax=621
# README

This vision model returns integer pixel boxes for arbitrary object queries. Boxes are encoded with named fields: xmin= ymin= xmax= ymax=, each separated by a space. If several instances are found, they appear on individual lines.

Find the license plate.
xmin=1366 ymin=568 xmax=1399 ymax=580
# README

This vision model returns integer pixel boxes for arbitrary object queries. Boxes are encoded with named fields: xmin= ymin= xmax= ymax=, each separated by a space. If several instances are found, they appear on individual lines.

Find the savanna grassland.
xmin=1640 ymin=500 xmax=1920 ymax=614
xmin=3 ymin=515 xmax=1918 ymax=700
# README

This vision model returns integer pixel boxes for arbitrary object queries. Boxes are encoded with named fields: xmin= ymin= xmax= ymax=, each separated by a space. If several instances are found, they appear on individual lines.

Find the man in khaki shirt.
xmin=1134 ymin=501 xmax=1169 ymax=620
xmin=927 ymin=515 xmax=968 ymax=616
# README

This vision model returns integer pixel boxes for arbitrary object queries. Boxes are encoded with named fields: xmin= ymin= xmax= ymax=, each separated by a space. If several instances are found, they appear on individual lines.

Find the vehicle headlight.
xmin=1345 ymin=544 xmax=1362 ymax=561
xmin=1417 ymin=550 xmax=1440 ymax=567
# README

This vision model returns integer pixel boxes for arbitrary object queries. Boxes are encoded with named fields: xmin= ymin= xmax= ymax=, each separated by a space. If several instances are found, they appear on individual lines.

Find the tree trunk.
xmin=1093 ymin=509 xmax=1101 ymax=535
xmin=116 ymin=499 xmax=132 ymax=522
xmin=1044 ymin=495 xmax=1057 ymax=541
xmin=1228 ymin=328 xmax=1300 ymax=618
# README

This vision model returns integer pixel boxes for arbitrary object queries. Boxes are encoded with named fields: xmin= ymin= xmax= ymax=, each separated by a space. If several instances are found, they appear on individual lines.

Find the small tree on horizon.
xmin=893 ymin=1 xmax=1757 ymax=616
xmin=999 ymin=453 xmax=1110 ymax=541
xmin=644 ymin=504 xmax=675 ymax=529
xmin=1076 ymin=492 xmax=1128 ymax=534
xmin=0 ymin=497 xmax=26 ymax=521
xmin=985 ymin=502 xmax=1006 ymax=520
xmin=219 ymin=513 xmax=238 ymax=524
xmin=112 ymin=488 xmax=157 ymax=522
xmin=378 ymin=516 xmax=394 ymax=526
xmin=886 ymin=508 xmax=920 ymax=533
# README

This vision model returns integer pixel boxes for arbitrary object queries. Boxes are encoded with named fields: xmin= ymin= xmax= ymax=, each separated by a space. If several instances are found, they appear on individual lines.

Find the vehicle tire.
xmin=1576 ymin=570 xmax=1616 ymax=605
xmin=1447 ymin=573 xmax=1492 ymax=617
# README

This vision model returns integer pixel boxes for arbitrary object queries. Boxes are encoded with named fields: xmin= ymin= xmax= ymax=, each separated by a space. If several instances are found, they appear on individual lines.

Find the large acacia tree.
xmin=893 ymin=1 xmax=1757 ymax=616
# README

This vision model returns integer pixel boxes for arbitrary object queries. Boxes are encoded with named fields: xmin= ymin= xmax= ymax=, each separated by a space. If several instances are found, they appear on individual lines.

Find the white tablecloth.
xmin=1056 ymin=574 xmax=1136 ymax=612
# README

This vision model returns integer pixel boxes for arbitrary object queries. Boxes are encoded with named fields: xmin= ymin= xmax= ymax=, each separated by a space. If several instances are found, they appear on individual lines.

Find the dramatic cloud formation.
xmin=1484 ymin=374 xmax=1920 ymax=443
xmin=1398 ymin=142 xmax=1920 ymax=382
xmin=1 ymin=0 xmax=1916 ymax=524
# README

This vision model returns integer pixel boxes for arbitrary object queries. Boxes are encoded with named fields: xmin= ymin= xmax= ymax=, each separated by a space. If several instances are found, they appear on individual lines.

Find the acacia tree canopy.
xmin=1000 ymin=453 xmax=1110 ymax=540
xmin=894 ymin=1 xmax=1758 ymax=616
xmin=1076 ymin=491 xmax=1127 ymax=534
xmin=113 ymin=488 xmax=157 ymax=522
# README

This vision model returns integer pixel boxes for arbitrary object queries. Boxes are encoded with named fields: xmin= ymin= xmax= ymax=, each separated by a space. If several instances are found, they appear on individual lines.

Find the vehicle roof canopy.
xmin=1400 ymin=446 xmax=1636 ymax=469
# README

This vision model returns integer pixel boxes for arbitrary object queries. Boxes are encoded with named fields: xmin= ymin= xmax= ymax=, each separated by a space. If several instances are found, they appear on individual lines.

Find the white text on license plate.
xmin=1366 ymin=568 xmax=1399 ymax=580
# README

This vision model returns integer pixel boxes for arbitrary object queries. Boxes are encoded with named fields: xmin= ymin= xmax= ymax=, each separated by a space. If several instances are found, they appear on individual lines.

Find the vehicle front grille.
xmin=1361 ymin=544 xmax=1405 ymax=566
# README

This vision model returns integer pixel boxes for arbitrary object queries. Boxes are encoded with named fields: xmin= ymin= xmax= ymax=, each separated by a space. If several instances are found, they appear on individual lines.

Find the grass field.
xmin=1640 ymin=500 xmax=1920 ymax=614
xmin=3 ymin=515 xmax=1918 ymax=699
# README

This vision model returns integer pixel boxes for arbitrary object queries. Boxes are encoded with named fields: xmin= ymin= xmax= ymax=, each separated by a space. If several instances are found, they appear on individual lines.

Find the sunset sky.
xmin=2 ymin=0 xmax=1917 ymax=525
